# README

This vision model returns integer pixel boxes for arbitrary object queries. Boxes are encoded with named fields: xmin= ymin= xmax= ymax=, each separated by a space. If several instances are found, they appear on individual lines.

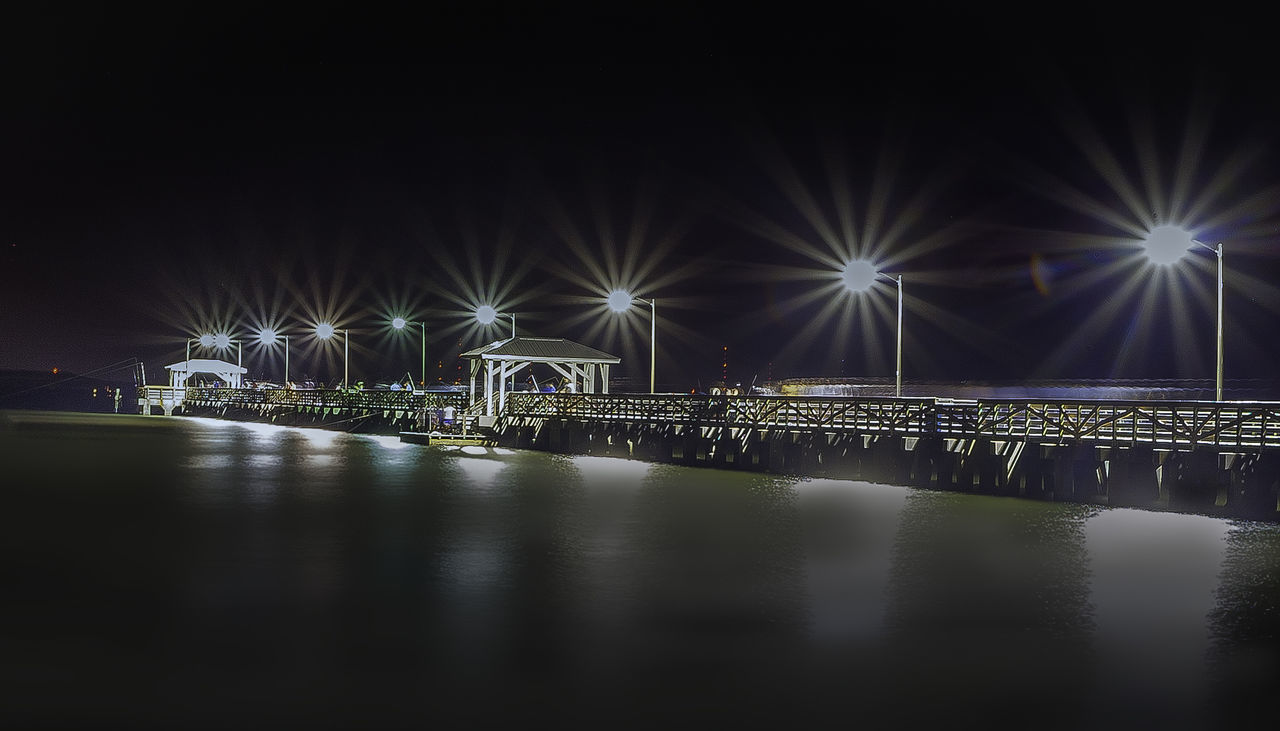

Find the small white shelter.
xmin=460 ymin=337 xmax=621 ymax=416
xmin=165 ymin=358 xmax=247 ymax=389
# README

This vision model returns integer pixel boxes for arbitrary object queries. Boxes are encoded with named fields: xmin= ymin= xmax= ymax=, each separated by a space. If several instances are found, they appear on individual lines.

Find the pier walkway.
xmin=140 ymin=387 xmax=1280 ymax=520
xmin=500 ymin=392 xmax=1280 ymax=451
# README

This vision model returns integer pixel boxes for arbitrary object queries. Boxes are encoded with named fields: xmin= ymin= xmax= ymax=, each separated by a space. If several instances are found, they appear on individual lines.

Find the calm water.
xmin=2 ymin=410 xmax=1277 ymax=730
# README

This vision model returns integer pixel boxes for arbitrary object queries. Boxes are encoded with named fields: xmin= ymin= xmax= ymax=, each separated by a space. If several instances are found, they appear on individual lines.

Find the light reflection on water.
xmin=1084 ymin=509 xmax=1228 ymax=724
xmin=1 ymin=409 xmax=1277 ymax=729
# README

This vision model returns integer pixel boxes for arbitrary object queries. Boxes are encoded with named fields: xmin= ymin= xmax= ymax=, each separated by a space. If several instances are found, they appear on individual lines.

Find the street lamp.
xmin=475 ymin=305 xmax=516 ymax=337
xmin=182 ymin=334 xmax=216 ymax=387
xmin=842 ymin=260 xmax=903 ymax=398
xmin=607 ymin=290 xmax=656 ymax=394
xmin=256 ymin=328 xmax=290 ymax=385
xmin=211 ymin=333 xmax=243 ymax=372
xmin=205 ymin=333 xmax=244 ymax=389
xmin=1143 ymin=225 xmax=1225 ymax=401
xmin=392 ymin=317 xmax=426 ymax=388
xmin=186 ymin=333 xmax=216 ymax=364
xmin=316 ymin=323 xmax=348 ymax=389
xmin=475 ymin=306 xmax=517 ymax=391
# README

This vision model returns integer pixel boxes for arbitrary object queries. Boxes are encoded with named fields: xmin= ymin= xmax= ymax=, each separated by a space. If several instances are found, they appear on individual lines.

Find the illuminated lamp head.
xmin=1144 ymin=225 xmax=1193 ymax=266
xmin=607 ymin=290 xmax=633 ymax=312
xmin=842 ymin=260 xmax=878 ymax=292
xmin=475 ymin=305 xmax=497 ymax=324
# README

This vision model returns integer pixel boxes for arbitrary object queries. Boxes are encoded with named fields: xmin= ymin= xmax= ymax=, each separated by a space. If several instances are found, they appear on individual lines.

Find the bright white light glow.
xmin=842 ymin=260 xmax=878 ymax=292
xmin=1144 ymin=225 xmax=1194 ymax=265
xmin=362 ymin=434 xmax=414 ymax=451
xmin=316 ymin=323 xmax=336 ymax=339
xmin=455 ymin=455 xmax=507 ymax=488
xmin=198 ymin=334 xmax=216 ymax=348
xmin=475 ymin=305 xmax=497 ymax=324
xmin=392 ymin=317 xmax=407 ymax=330
xmin=213 ymin=333 xmax=232 ymax=349
xmin=607 ymin=289 xmax=633 ymax=312
xmin=570 ymin=454 xmax=655 ymax=486
xmin=258 ymin=328 xmax=279 ymax=345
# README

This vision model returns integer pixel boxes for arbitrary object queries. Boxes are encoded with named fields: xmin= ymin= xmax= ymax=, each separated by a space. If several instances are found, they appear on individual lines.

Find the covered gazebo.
xmin=165 ymin=358 xmax=247 ymax=389
xmin=460 ymin=336 xmax=621 ymax=416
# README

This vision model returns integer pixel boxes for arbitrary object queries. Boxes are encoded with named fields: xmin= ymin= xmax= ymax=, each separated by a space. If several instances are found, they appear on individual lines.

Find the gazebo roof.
xmin=164 ymin=358 xmax=248 ymax=374
xmin=460 ymin=336 xmax=620 ymax=364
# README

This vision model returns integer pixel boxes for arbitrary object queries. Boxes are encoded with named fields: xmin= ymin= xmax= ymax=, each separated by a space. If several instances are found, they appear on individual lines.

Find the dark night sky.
xmin=4 ymin=3 xmax=1280 ymax=390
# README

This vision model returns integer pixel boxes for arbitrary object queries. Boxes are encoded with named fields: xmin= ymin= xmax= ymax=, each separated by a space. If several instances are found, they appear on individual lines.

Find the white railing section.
xmin=502 ymin=393 xmax=1280 ymax=452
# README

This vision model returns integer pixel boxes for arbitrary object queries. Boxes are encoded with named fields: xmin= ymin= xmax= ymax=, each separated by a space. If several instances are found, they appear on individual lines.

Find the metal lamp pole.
xmin=393 ymin=318 xmax=427 ymax=387
xmin=649 ymin=299 xmax=655 ymax=394
xmin=633 ymin=297 xmax=655 ymax=394
xmin=863 ymin=272 xmax=904 ymax=398
xmin=870 ymin=273 xmax=903 ymax=398
xmin=1145 ymin=230 xmax=1225 ymax=401
xmin=1208 ymin=242 xmax=1224 ymax=401
xmin=1187 ymin=240 xmax=1224 ymax=401
xmin=893 ymin=275 xmax=902 ymax=398
xmin=606 ymin=292 xmax=656 ymax=394
xmin=842 ymin=263 xmax=904 ymax=399
xmin=1218 ymin=242 xmax=1224 ymax=401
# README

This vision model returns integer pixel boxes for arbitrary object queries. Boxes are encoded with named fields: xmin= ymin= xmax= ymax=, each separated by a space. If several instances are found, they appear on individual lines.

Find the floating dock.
xmin=399 ymin=431 xmax=496 ymax=446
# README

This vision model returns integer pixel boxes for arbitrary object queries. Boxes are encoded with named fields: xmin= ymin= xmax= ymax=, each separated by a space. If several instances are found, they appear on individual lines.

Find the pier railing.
xmin=146 ymin=388 xmax=1280 ymax=452
xmin=503 ymin=393 xmax=1280 ymax=452
xmin=176 ymin=387 xmax=470 ymax=411
xmin=970 ymin=400 xmax=1280 ymax=450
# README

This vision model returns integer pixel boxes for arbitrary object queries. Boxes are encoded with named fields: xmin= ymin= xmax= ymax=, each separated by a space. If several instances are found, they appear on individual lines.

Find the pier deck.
xmin=141 ymin=387 xmax=1280 ymax=519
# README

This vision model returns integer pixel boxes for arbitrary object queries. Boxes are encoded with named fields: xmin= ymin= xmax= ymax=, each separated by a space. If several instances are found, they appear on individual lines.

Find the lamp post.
xmin=392 ymin=317 xmax=426 ymax=388
xmin=184 ymin=334 xmax=215 ymax=387
xmin=316 ymin=323 xmax=348 ymax=389
xmin=186 ymin=334 xmax=213 ymax=364
xmin=476 ymin=306 xmax=517 ymax=391
xmin=1143 ymin=225 xmax=1225 ymax=401
xmin=607 ymin=290 xmax=656 ymax=394
xmin=256 ymin=328 xmax=290 ymax=385
xmin=842 ymin=261 xmax=903 ymax=398
xmin=211 ymin=333 xmax=243 ymax=389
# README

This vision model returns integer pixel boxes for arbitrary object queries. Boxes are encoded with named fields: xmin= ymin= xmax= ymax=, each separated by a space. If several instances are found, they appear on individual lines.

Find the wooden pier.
xmin=496 ymin=392 xmax=1280 ymax=521
xmin=139 ymin=387 xmax=1280 ymax=520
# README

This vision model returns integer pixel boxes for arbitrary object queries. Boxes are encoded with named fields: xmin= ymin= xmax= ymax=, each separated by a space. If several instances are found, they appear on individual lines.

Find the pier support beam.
xmin=1164 ymin=449 xmax=1225 ymax=511
xmin=1044 ymin=444 xmax=1103 ymax=503
xmin=1226 ymin=453 xmax=1280 ymax=520
xmin=1105 ymin=447 xmax=1159 ymax=509
xmin=957 ymin=439 xmax=1006 ymax=494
